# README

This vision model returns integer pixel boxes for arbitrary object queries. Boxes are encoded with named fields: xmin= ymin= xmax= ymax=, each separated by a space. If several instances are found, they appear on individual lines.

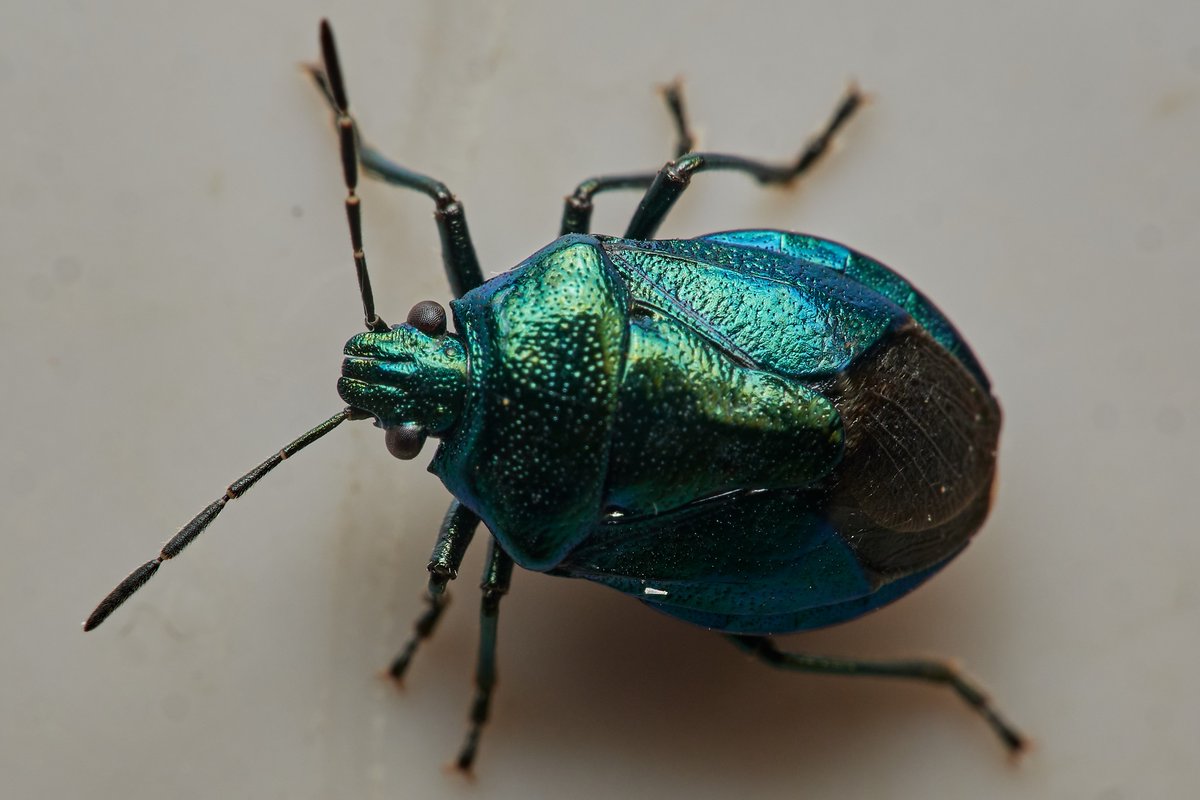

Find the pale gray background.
xmin=3 ymin=2 xmax=1198 ymax=798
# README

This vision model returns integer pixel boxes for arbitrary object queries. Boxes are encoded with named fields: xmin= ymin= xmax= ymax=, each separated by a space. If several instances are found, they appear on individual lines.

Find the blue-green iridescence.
xmin=604 ymin=236 xmax=901 ymax=376
xmin=433 ymin=240 xmax=628 ymax=570
xmin=608 ymin=318 xmax=842 ymax=515
xmin=700 ymin=229 xmax=990 ymax=388
xmin=339 ymin=324 xmax=467 ymax=433
xmin=341 ymin=231 xmax=1000 ymax=634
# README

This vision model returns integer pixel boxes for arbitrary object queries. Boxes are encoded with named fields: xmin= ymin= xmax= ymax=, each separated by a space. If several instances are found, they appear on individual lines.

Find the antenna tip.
xmin=84 ymin=559 xmax=163 ymax=632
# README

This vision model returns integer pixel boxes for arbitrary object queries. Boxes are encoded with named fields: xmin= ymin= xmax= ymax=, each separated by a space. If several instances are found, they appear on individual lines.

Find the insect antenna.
xmin=84 ymin=408 xmax=365 ymax=631
xmin=316 ymin=19 xmax=388 ymax=333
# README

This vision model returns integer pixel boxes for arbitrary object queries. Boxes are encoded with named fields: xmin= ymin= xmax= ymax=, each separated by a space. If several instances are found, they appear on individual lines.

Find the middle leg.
xmin=559 ymin=81 xmax=695 ymax=235
xmin=455 ymin=537 xmax=515 ymax=771
xmin=624 ymin=85 xmax=863 ymax=240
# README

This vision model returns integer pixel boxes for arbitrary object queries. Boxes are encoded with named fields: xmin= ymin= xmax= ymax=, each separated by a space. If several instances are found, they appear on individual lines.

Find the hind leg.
xmin=727 ymin=634 xmax=1027 ymax=755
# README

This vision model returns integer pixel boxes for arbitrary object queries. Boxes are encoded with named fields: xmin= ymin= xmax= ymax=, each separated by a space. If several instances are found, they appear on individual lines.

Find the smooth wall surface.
xmin=3 ymin=2 xmax=1198 ymax=798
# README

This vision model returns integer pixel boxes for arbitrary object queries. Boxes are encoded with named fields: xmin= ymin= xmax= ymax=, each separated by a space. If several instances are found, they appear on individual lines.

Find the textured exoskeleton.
xmin=340 ymin=230 xmax=1000 ymax=634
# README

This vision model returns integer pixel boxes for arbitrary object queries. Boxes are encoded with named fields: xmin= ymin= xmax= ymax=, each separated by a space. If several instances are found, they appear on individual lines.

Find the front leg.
xmin=308 ymin=20 xmax=484 ymax=298
xmin=387 ymin=500 xmax=479 ymax=680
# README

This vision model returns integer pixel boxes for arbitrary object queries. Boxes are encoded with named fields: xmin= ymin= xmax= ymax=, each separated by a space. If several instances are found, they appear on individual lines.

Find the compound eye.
xmin=384 ymin=425 xmax=426 ymax=460
xmin=406 ymin=301 xmax=447 ymax=336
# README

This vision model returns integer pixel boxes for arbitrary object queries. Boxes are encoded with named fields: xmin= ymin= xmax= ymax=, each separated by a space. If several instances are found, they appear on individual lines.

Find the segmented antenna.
xmin=84 ymin=408 xmax=361 ymax=631
xmin=318 ymin=19 xmax=388 ymax=332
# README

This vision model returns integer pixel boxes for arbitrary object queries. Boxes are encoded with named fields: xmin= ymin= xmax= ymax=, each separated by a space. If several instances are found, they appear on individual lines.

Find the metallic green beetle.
xmin=87 ymin=20 xmax=1024 ymax=771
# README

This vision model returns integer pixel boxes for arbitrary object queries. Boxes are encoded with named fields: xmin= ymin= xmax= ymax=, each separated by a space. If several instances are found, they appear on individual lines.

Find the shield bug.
xmin=86 ymin=19 xmax=1026 ymax=770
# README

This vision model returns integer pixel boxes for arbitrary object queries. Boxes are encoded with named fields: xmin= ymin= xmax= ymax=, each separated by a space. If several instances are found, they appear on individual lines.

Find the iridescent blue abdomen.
xmin=432 ymin=231 xmax=999 ymax=634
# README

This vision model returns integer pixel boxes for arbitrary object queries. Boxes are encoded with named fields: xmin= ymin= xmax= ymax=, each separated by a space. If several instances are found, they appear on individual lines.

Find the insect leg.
xmin=387 ymin=501 xmax=480 ymax=681
xmin=307 ymin=21 xmax=483 ymax=298
xmin=559 ymin=81 xmax=695 ymax=235
xmin=624 ymin=85 xmax=863 ymax=240
xmin=726 ymin=634 xmax=1027 ymax=755
xmin=455 ymin=537 xmax=515 ymax=771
